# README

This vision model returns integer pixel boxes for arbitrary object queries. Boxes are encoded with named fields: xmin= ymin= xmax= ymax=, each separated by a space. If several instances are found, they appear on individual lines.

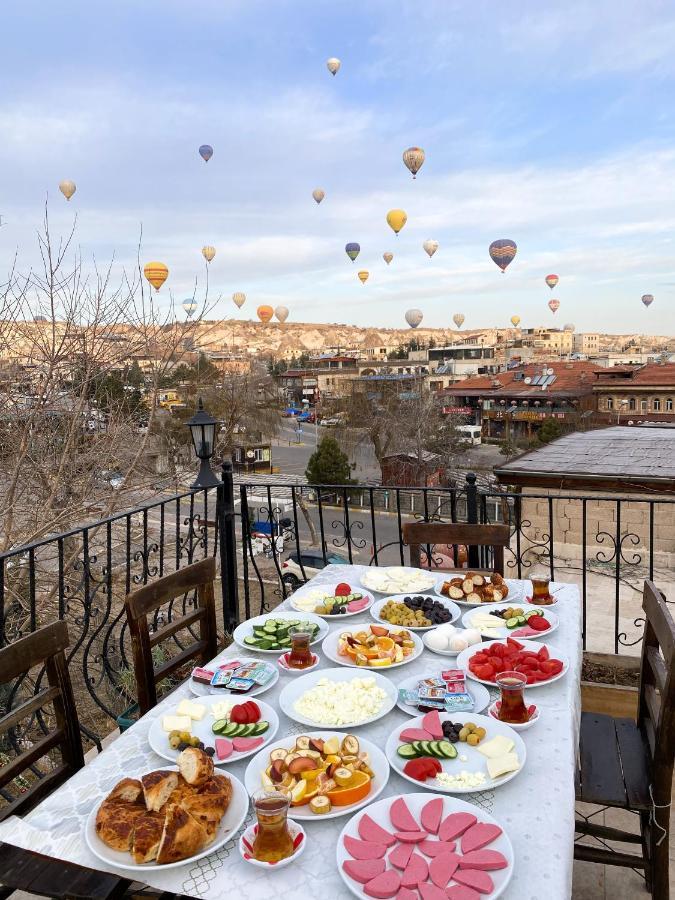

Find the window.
xmin=667 ymin=399 xmax=673 ymax=411
xmin=654 ymin=398 xmax=661 ymax=411
xmin=606 ymin=398 xmax=614 ymax=410
xmin=629 ymin=398 xmax=636 ymax=410
xmin=640 ymin=400 xmax=648 ymax=412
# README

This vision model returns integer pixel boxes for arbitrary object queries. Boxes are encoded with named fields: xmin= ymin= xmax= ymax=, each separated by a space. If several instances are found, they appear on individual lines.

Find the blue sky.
xmin=2 ymin=0 xmax=675 ymax=332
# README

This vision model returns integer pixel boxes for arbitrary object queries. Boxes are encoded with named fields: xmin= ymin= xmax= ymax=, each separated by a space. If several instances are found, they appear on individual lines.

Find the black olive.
xmin=204 ymin=746 xmax=216 ymax=756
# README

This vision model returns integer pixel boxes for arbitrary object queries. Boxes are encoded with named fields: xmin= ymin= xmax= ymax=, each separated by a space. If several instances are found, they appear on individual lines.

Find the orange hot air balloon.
xmin=357 ymin=270 xmax=369 ymax=284
xmin=143 ymin=262 xmax=169 ymax=291
xmin=257 ymin=305 xmax=274 ymax=324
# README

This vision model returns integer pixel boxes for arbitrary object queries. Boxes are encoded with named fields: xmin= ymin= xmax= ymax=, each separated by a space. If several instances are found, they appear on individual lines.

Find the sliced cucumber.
xmin=397 ymin=743 xmax=418 ymax=759
xmin=220 ymin=722 xmax=240 ymax=736
xmin=505 ymin=617 xmax=519 ymax=629
xmin=437 ymin=740 xmax=457 ymax=759
xmin=411 ymin=741 xmax=425 ymax=756
xmin=250 ymin=721 xmax=269 ymax=736
xmin=211 ymin=719 xmax=229 ymax=735
xmin=419 ymin=740 xmax=434 ymax=757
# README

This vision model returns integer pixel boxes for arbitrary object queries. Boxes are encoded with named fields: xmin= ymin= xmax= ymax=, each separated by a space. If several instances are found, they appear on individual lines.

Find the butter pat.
xmin=162 ymin=714 xmax=191 ymax=733
xmin=176 ymin=699 xmax=206 ymax=721
xmin=477 ymin=735 xmax=514 ymax=759
xmin=487 ymin=752 xmax=521 ymax=779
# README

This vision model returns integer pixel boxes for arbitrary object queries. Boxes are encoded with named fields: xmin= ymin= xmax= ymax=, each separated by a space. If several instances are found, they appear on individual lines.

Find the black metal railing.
xmin=2 ymin=468 xmax=672 ymax=747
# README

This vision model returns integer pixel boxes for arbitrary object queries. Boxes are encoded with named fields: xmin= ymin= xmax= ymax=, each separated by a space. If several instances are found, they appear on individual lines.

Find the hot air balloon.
xmin=199 ymin=144 xmax=213 ymax=162
xmin=357 ymin=270 xmax=369 ymax=284
xmin=642 ymin=294 xmax=654 ymax=308
xmin=232 ymin=292 xmax=246 ymax=309
xmin=548 ymin=299 xmax=560 ymax=314
xmin=327 ymin=58 xmax=341 ymax=76
xmin=257 ymin=305 xmax=274 ymax=324
xmin=510 ymin=315 xmax=521 ymax=327
xmin=402 ymin=147 xmax=425 ymax=179
xmin=405 ymin=309 xmax=423 ymax=328
xmin=312 ymin=188 xmax=325 ymax=204
xmin=182 ymin=299 xmax=197 ymax=318
xmin=453 ymin=313 xmax=465 ymax=329
xmin=386 ymin=209 xmax=407 ymax=235
xmin=423 ymin=239 xmax=439 ymax=258
xmin=383 ymin=252 xmax=393 ymax=265
xmin=489 ymin=239 xmax=517 ymax=272
xmin=275 ymin=305 xmax=289 ymax=323
xmin=202 ymin=245 xmax=216 ymax=263
xmin=59 ymin=180 xmax=76 ymax=201
xmin=545 ymin=274 xmax=559 ymax=290
xmin=345 ymin=242 xmax=360 ymax=262
xmin=143 ymin=262 xmax=169 ymax=292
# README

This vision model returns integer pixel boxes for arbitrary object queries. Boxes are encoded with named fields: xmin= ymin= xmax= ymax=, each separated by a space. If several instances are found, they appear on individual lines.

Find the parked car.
xmin=298 ymin=411 xmax=316 ymax=423
xmin=281 ymin=549 xmax=349 ymax=588
xmin=319 ymin=416 xmax=341 ymax=427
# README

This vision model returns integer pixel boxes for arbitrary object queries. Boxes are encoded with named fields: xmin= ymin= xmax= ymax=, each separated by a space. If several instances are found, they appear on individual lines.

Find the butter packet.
xmin=210 ymin=669 xmax=233 ymax=689
xmin=399 ymin=688 xmax=421 ymax=706
xmin=227 ymin=676 xmax=256 ymax=693
xmin=419 ymin=684 xmax=447 ymax=701
xmin=443 ymin=692 xmax=475 ymax=713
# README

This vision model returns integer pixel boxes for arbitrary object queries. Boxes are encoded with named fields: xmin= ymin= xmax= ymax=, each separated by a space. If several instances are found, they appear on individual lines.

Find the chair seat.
xmin=0 ymin=843 xmax=129 ymax=898
xmin=576 ymin=712 xmax=651 ymax=811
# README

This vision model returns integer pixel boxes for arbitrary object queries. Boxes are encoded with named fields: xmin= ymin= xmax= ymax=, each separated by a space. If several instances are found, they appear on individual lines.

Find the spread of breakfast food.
xmin=463 ymin=605 xmax=557 ymax=640
xmin=333 ymin=624 xmax=420 ymax=668
xmin=439 ymin=571 xmax=510 ymax=604
xmin=361 ymin=567 xmax=438 ymax=595
xmin=291 ymin=675 xmax=389 ymax=726
xmin=460 ymin=638 xmax=567 ymax=686
xmin=374 ymin=595 xmax=457 ymax=628
xmin=291 ymin=583 xmax=372 ymax=616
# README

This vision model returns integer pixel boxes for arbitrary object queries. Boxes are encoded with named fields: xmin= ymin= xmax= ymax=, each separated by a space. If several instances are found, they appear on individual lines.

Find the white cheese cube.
xmin=162 ymin=714 xmax=191 ymax=733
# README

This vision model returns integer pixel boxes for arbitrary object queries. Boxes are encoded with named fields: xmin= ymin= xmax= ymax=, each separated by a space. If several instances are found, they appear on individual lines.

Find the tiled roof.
xmin=445 ymin=361 xmax=599 ymax=397
xmin=495 ymin=426 xmax=675 ymax=483
xmin=593 ymin=363 xmax=675 ymax=387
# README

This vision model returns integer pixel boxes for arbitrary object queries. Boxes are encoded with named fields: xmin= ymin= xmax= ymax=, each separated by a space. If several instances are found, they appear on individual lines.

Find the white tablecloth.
xmin=0 ymin=566 xmax=582 ymax=899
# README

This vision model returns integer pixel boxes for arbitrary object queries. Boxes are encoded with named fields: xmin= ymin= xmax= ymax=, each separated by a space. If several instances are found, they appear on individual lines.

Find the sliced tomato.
xmin=506 ymin=637 xmax=524 ymax=651
xmin=528 ymin=616 xmax=551 ymax=632
xmin=541 ymin=659 xmax=564 ymax=676
xmin=490 ymin=643 xmax=506 ymax=657
xmin=474 ymin=664 xmax=496 ymax=682
xmin=243 ymin=701 xmax=260 ymax=722
xmin=334 ymin=582 xmax=352 ymax=596
xmin=537 ymin=645 xmax=550 ymax=662
xmin=472 ymin=652 xmax=489 ymax=664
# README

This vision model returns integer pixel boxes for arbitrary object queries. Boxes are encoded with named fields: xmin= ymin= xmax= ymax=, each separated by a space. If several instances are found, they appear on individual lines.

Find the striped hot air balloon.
xmin=545 ymin=274 xmax=559 ymax=290
xmin=202 ymin=245 xmax=216 ymax=263
xmin=143 ymin=262 xmax=169 ymax=291
xmin=489 ymin=239 xmax=517 ymax=272
xmin=402 ymin=147 xmax=425 ymax=178
xmin=453 ymin=313 xmax=465 ymax=329
xmin=232 ymin=292 xmax=246 ymax=309
xmin=357 ymin=270 xmax=369 ymax=284
xmin=182 ymin=299 xmax=197 ymax=318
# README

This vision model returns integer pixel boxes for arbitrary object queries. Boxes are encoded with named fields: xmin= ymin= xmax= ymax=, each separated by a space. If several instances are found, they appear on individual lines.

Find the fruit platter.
xmin=385 ymin=709 xmax=526 ymax=795
xmin=244 ymin=731 xmax=390 ymax=821
xmin=361 ymin=566 xmax=438 ymax=595
xmin=396 ymin=670 xmax=491 ymax=718
xmin=322 ymin=623 xmax=424 ymax=669
xmin=462 ymin=604 xmax=559 ymax=640
xmin=437 ymin=571 xmax=525 ymax=607
xmin=189 ymin=657 xmax=279 ymax=697
xmin=148 ymin=695 xmax=279 ymax=765
xmin=279 ymin=667 xmax=398 ymax=728
xmin=336 ymin=792 xmax=514 ymax=899
xmin=370 ymin=594 xmax=461 ymax=630
xmin=290 ymin=582 xmax=374 ymax=617
xmin=232 ymin=611 xmax=328 ymax=653
xmin=457 ymin=638 xmax=569 ymax=687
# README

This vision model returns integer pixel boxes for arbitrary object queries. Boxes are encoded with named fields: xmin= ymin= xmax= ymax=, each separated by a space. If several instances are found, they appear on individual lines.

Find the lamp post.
xmin=186 ymin=397 xmax=220 ymax=488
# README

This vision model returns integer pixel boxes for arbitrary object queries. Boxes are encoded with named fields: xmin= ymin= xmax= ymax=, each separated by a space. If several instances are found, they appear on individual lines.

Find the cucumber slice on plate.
xmin=397 ymin=743 xmax=418 ymax=759
xmin=250 ymin=721 xmax=269 ymax=735
xmin=437 ymin=740 xmax=458 ymax=759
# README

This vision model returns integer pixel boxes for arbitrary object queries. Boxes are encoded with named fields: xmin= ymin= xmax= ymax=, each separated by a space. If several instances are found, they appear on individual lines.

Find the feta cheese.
xmin=436 ymin=770 xmax=487 ymax=789
xmin=293 ymin=676 xmax=387 ymax=725
xmin=211 ymin=700 xmax=235 ymax=720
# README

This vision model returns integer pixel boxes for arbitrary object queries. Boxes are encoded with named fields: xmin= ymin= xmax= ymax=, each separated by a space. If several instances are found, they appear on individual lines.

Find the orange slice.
xmin=326 ymin=771 xmax=371 ymax=806
xmin=376 ymin=636 xmax=395 ymax=651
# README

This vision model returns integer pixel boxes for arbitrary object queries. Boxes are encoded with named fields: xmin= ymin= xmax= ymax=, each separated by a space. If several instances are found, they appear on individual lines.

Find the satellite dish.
xmin=546 ymin=368 xmax=554 ymax=375
xmin=246 ymin=450 xmax=255 ymax=459
xmin=524 ymin=377 xmax=532 ymax=384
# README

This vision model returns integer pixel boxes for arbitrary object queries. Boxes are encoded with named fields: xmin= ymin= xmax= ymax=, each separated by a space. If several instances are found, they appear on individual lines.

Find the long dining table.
xmin=0 ymin=565 xmax=583 ymax=899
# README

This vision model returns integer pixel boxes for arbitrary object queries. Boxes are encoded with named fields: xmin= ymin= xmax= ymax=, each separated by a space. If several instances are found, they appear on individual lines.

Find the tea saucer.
xmin=488 ymin=699 xmax=540 ymax=730
xmin=277 ymin=651 xmax=320 ymax=674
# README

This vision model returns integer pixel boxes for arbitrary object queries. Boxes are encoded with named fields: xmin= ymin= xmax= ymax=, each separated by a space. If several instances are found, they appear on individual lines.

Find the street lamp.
xmin=186 ymin=397 xmax=220 ymax=488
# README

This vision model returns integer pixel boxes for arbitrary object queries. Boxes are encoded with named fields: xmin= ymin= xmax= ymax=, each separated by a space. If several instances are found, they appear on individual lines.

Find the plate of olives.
xmin=370 ymin=594 xmax=462 ymax=631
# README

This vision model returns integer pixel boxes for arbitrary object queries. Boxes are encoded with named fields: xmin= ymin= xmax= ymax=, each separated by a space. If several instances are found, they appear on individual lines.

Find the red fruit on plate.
xmin=528 ymin=616 xmax=550 ymax=632
xmin=474 ymin=664 xmax=495 ymax=682
xmin=506 ymin=637 xmax=524 ymax=650
xmin=243 ymin=700 xmax=260 ymax=722
xmin=541 ymin=658 xmax=564 ymax=676
xmin=335 ymin=582 xmax=352 ymax=596
xmin=230 ymin=704 xmax=246 ymax=724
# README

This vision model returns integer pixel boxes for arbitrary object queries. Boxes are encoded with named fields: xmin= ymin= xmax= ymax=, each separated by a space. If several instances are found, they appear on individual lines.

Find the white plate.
xmin=189 ymin=656 xmax=279 ymax=698
xmin=232 ymin=611 xmax=329 ymax=654
xmin=369 ymin=594 xmax=461 ymax=631
xmin=289 ymin=582 xmax=375 ymax=618
xmin=148 ymin=695 xmax=279 ymax=765
xmin=244 ymin=731 xmax=390 ymax=821
xmin=435 ymin=576 xmax=526 ymax=607
xmin=396 ymin=671 xmax=492 ymax=716
xmin=239 ymin=818 xmax=306 ymax=868
xmin=361 ymin=566 xmax=438 ymax=595
xmin=489 ymin=699 xmax=540 ymax=730
xmin=278 ymin=666 xmax=398 ymax=729
xmin=386 ymin=711 xmax=526 ymax=794
xmin=461 ymin=603 xmax=559 ymax=641
xmin=321 ymin=625 xmax=424 ymax=670
xmin=457 ymin=638 xmax=570 ymax=688
xmin=422 ymin=632 xmax=463 ymax=657
xmin=337 ymin=791 xmax=514 ymax=899
xmin=85 ymin=768 xmax=248 ymax=872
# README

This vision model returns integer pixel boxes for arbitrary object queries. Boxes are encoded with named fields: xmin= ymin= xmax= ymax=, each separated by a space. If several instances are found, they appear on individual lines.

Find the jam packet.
xmin=192 ymin=667 xmax=215 ymax=685
xmin=441 ymin=669 xmax=469 ymax=694
xmin=233 ymin=662 xmax=275 ymax=686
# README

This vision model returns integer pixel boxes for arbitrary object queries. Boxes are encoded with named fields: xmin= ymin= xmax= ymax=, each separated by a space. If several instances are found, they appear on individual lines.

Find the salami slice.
xmin=388 ymin=842 xmax=414 ymax=870
xmin=400 ymin=852 xmax=428 ymax=888
xmin=389 ymin=797 xmax=419 ymax=832
xmin=364 ymin=870 xmax=402 ymax=899
xmin=358 ymin=814 xmax=396 ymax=847
xmin=342 ymin=859 xmax=386 ymax=884
xmin=438 ymin=812 xmax=477 ymax=843
xmin=459 ymin=849 xmax=508 ymax=870
xmin=420 ymin=797 xmax=444 ymax=834
xmin=429 ymin=851 xmax=461 ymax=887
xmin=343 ymin=835 xmax=387 ymax=860
xmin=453 ymin=869 xmax=495 ymax=893
xmin=460 ymin=823 xmax=502 ymax=854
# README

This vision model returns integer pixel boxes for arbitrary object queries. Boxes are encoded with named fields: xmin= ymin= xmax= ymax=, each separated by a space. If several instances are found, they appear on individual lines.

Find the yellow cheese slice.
xmin=162 ymin=714 xmax=191 ymax=733
xmin=177 ymin=699 xmax=206 ymax=720
xmin=487 ymin=752 xmax=521 ymax=779
xmin=476 ymin=735 xmax=515 ymax=759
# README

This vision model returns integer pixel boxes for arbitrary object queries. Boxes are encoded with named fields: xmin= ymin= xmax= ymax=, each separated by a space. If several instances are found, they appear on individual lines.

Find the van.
xmin=457 ymin=424 xmax=482 ymax=446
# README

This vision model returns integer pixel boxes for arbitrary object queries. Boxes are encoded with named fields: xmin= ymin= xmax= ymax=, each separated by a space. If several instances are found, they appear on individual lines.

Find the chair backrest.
xmin=401 ymin=522 xmax=511 ymax=575
xmin=125 ymin=557 xmax=219 ymax=715
xmin=0 ymin=620 xmax=84 ymax=821
xmin=638 ymin=581 xmax=675 ymax=807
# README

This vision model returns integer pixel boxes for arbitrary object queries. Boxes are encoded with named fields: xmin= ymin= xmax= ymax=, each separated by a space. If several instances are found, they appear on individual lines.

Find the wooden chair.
xmin=125 ymin=557 xmax=219 ymax=716
xmin=0 ymin=620 xmax=84 ymax=822
xmin=575 ymin=581 xmax=675 ymax=898
xmin=401 ymin=522 xmax=511 ymax=575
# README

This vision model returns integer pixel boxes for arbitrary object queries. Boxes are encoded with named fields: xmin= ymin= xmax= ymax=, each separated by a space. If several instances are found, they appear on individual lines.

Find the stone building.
xmin=592 ymin=362 xmax=675 ymax=423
